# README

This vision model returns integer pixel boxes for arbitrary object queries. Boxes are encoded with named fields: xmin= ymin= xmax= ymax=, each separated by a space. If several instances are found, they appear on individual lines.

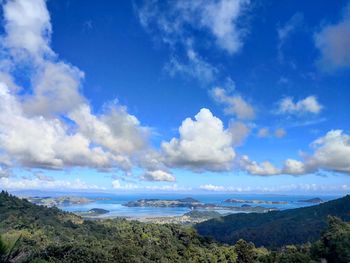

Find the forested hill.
xmin=1 ymin=191 xmax=350 ymax=262
xmin=195 ymin=195 xmax=350 ymax=248
xmin=0 ymin=191 xmax=238 ymax=262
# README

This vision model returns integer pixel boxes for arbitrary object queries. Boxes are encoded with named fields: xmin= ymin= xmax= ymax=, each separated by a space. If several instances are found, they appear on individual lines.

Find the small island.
xmin=298 ymin=197 xmax=323 ymax=203
xmin=76 ymin=208 xmax=110 ymax=217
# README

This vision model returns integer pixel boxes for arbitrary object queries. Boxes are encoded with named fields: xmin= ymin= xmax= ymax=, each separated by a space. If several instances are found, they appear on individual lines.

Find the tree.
xmin=0 ymin=235 xmax=8 ymax=263
xmin=234 ymin=239 xmax=256 ymax=263
xmin=319 ymin=216 xmax=350 ymax=263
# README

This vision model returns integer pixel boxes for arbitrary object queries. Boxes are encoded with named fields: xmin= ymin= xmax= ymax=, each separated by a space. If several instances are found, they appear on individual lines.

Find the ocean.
xmin=23 ymin=192 xmax=341 ymax=218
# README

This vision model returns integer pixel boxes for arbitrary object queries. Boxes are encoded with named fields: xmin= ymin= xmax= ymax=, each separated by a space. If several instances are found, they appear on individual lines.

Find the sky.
xmin=0 ymin=0 xmax=349 ymax=194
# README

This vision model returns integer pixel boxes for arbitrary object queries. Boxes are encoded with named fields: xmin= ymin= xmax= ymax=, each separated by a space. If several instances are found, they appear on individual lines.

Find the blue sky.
xmin=0 ymin=0 xmax=349 ymax=194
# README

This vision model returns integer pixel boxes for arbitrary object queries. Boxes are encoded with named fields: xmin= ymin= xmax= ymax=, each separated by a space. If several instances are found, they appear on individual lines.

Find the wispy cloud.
xmin=211 ymin=87 xmax=255 ymax=120
xmin=277 ymin=96 xmax=323 ymax=115
xmin=315 ymin=3 xmax=350 ymax=71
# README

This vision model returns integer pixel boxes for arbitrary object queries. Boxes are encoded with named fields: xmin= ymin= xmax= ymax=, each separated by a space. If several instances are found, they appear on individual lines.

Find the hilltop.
xmin=195 ymin=195 xmax=350 ymax=247
xmin=0 ymin=191 xmax=237 ymax=262
xmin=1 ymin=191 xmax=350 ymax=262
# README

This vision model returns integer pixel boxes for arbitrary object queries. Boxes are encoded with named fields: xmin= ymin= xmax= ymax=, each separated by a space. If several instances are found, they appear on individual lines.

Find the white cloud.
xmin=199 ymin=183 xmax=350 ymax=193
xmin=69 ymin=104 xmax=149 ymax=156
xmin=112 ymin=180 xmax=190 ymax=191
xmin=277 ymin=13 xmax=304 ymax=61
xmin=240 ymin=155 xmax=280 ymax=175
xmin=282 ymin=159 xmax=307 ymax=175
xmin=34 ymin=172 xmax=55 ymax=182
xmin=137 ymin=0 xmax=249 ymax=54
xmin=144 ymin=184 xmax=192 ymax=192
xmin=2 ymin=0 xmax=86 ymax=119
xmin=274 ymin=128 xmax=286 ymax=138
xmin=307 ymin=130 xmax=350 ymax=173
xmin=3 ymin=0 xmax=53 ymax=59
xmin=211 ymin=87 xmax=255 ymax=119
xmin=0 ymin=83 xmax=118 ymax=169
xmin=0 ymin=177 xmax=103 ymax=190
xmin=199 ymin=184 xmax=225 ymax=191
xmin=165 ymin=48 xmax=218 ymax=83
xmin=112 ymin=179 xmax=139 ymax=190
xmin=195 ymin=0 xmax=249 ymax=54
xmin=257 ymin=128 xmax=269 ymax=138
xmin=257 ymin=128 xmax=286 ymax=139
xmin=277 ymin=96 xmax=322 ymax=115
xmin=228 ymin=121 xmax=250 ymax=146
xmin=141 ymin=170 xmax=176 ymax=182
xmin=243 ymin=130 xmax=350 ymax=176
xmin=162 ymin=108 xmax=235 ymax=171
xmin=0 ymin=166 xmax=12 ymax=178
xmin=0 ymin=0 xmax=150 ymax=173
xmin=315 ymin=4 xmax=350 ymax=71
xmin=24 ymin=61 xmax=85 ymax=117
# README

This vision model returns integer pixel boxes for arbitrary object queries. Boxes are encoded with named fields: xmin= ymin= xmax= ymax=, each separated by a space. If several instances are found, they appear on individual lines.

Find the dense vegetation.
xmin=196 ymin=195 xmax=350 ymax=247
xmin=0 ymin=191 xmax=237 ymax=262
xmin=0 ymin=191 xmax=349 ymax=262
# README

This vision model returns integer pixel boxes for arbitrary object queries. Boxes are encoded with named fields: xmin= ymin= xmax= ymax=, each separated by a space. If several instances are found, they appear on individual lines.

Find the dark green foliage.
xmin=0 ymin=235 xmax=7 ymax=262
xmin=311 ymin=216 xmax=350 ymax=263
xmin=196 ymin=195 xmax=350 ymax=247
xmin=0 ymin=191 xmax=237 ymax=262
xmin=234 ymin=240 xmax=256 ymax=263
xmin=1 ymin=191 xmax=350 ymax=263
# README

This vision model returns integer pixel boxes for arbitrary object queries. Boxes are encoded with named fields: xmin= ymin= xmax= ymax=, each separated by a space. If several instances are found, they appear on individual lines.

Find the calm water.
xmin=41 ymin=193 xmax=341 ymax=218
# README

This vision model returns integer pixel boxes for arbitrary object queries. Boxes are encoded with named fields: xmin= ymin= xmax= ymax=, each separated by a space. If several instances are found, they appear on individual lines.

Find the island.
xmin=123 ymin=197 xmax=277 ymax=213
xmin=76 ymin=208 xmax=110 ymax=217
xmin=224 ymin=198 xmax=288 ymax=205
xmin=298 ymin=197 xmax=323 ymax=203
xmin=25 ymin=196 xmax=94 ymax=207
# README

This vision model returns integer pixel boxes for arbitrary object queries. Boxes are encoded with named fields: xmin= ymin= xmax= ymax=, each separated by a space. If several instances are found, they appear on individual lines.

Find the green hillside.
xmin=195 ymin=195 xmax=350 ymax=247
xmin=1 ymin=191 xmax=350 ymax=262
xmin=0 ymin=191 xmax=238 ymax=262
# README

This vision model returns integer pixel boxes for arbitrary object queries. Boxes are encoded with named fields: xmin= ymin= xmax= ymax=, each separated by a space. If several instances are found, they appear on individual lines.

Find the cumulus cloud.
xmin=137 ymin=0 xmax=250 ymax=54
xmin=228 ymin=121 xmax=251 ymax=146
xmin=0 ymin=84 xmax=121 ymax=170
xmin=69 ymin=104 xmax=149 ymax=156
xmin=23 ymin=61 xmax=85 ymax=117
xmin=239 ymin=155 xmax=280 ymax=175
xmin=315 ymin=4 xmax=350 ymax=71
xmin=3 ymin=0 xmax=53 ymax=59
xmin=306 ymin=130 xmax=350 ymax=173
xmin=198 ymin=182 xmax=350 ymax=193
xmin=277 ymin=96 xmax=322 ymax=115
xmin=211 ymin=87 xmax=255 ymax=119
xmin=242 ymin=130 xmax=350 ymax=176
xmin=162 ymin=108 xmax=235 ymax=171
xmin=141 ymin=170 xmax=176 ymax=182
xmin=282 ymin=159 xmax=307 ymax=175
xmin=0 ymin=0 xmax=149 ymax=174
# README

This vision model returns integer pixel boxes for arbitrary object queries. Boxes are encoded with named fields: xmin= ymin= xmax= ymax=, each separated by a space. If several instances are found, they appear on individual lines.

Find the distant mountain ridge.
xmin=195 ymin=195 xmax=350 ymax=247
